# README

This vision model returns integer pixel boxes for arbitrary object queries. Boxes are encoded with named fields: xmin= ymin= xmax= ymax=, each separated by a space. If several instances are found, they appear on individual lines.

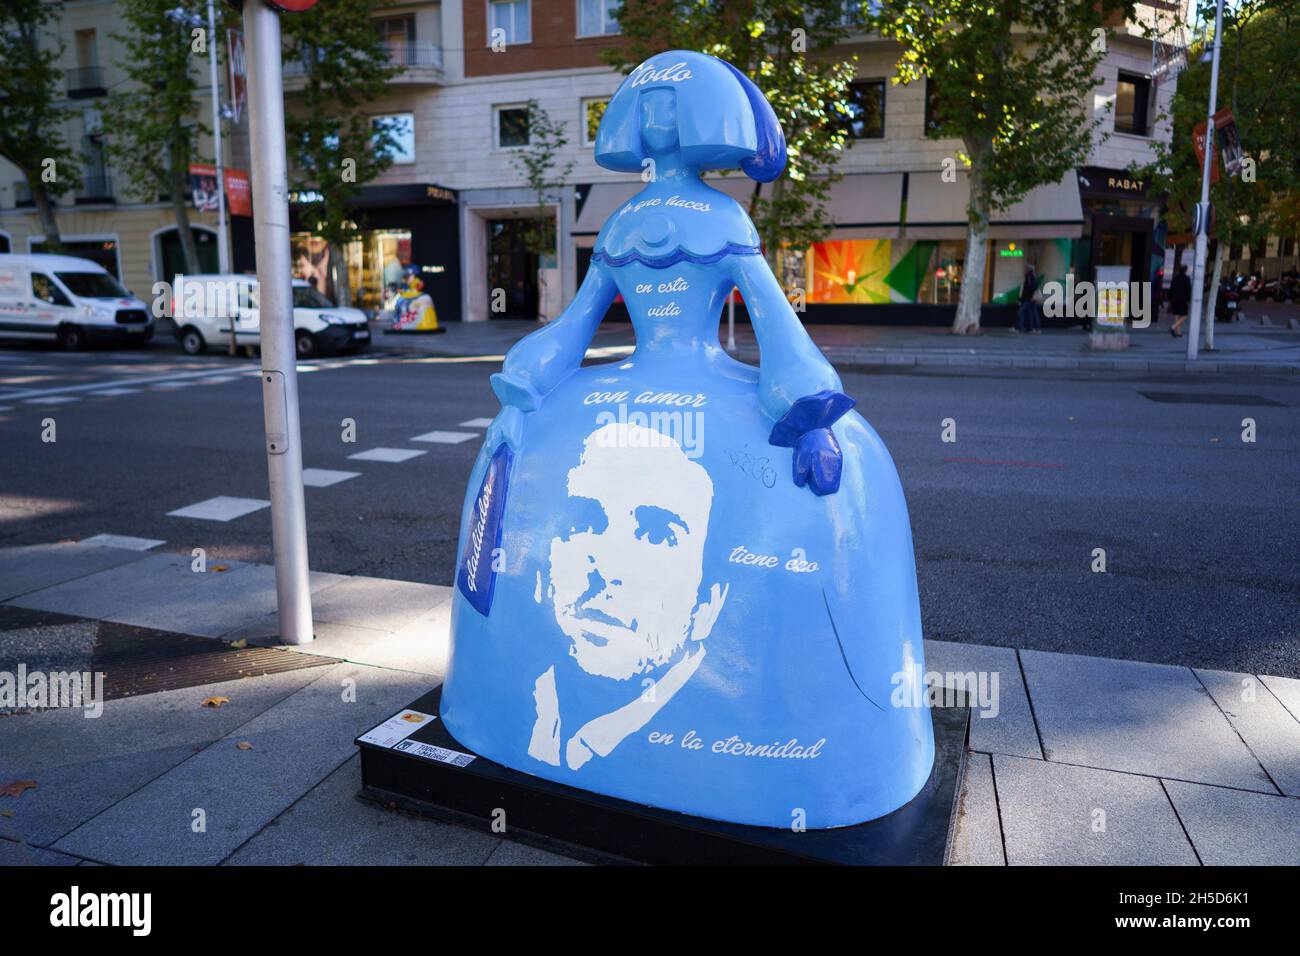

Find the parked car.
xmin=171 ymin=274 xmax=370 ymax=357
xmin=0 ymin=253 xmax=153 ymax=349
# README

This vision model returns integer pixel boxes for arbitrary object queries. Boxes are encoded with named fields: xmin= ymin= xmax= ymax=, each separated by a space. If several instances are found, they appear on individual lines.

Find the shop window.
xmin=373 ymin=113 xmax=415 ymax=164
xmin=582 ymin=98 xmax=608 ymax=145
xmin=496 ymin=104 xmax=530 ymax=149
xmin=489 ymin=0 xmax=531 ymax=45
xmin=840 ymin=80 xmax=885 ymax=140
xmin=1114 ymin=73 xmax=1150 ymax=136
xmin=578 ymin=0 xmax=620 ymax=37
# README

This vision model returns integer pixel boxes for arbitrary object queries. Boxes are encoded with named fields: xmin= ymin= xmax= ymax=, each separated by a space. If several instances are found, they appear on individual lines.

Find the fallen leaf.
xmin=201 ymin=696 xmax=230 ymax=708
xmin=1 ymin=809 xmax=15 ymax=817
xmin=229 ymin=638 xmax=248 ymax=650
xmin=0 ymin=780 xmax=37 ymax=798
xmin=212 ymin=564 xmax=229 ymax=573
xmin=236 ymin=741 xmax=253 ymax=750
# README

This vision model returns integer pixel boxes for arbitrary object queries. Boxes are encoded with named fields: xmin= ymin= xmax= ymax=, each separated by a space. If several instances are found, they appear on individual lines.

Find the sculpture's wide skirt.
xmin=440 ymin=351 xmax=935 ymax=828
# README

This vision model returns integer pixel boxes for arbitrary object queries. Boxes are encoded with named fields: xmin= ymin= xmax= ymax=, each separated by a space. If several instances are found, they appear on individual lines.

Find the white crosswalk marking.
xmin=459 ymin=418 xmax=494 ymax=428
xmin=302 ymin=468 xmax=362 ymax=487
xmin=81 ymin=534 xmax=166 ymax=551
xmin=347 ymin=447 xmax=427 ymax=463
xmin=167 ymin=496 xmax=271 ymax=522
xmin=24 ymin=396 xmax=79 ymax=405
xmin=412 ymin=430 xmax=478 ymax=444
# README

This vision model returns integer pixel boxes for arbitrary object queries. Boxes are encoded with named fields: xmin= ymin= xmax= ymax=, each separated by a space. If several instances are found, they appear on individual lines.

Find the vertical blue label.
xmin=457 ymin=443 xmax=513 ymax=616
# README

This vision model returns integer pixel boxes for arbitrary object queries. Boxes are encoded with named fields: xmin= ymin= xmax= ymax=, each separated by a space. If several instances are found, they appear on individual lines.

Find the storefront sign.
xmin=1077 ymin=166 xmax=1149 ymax=199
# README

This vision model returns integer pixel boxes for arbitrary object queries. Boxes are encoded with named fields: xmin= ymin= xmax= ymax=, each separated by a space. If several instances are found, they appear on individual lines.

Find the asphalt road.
xmin=1 ymin=339 xmax=1296 ymax=677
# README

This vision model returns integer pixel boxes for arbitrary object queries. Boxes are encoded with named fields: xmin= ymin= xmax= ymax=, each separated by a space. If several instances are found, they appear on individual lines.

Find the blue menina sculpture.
xmin=441 ymin=50 xmax=934 ymax=829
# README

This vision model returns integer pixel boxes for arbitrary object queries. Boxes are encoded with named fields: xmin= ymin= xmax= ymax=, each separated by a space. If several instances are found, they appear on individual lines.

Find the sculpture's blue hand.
xmin=791 ymin=427 xmax=843 ymax=496
xmin=484 ymin=405 xmax=525 ymax=454
xmin=768 ymin=389 xmax=855 ymax=496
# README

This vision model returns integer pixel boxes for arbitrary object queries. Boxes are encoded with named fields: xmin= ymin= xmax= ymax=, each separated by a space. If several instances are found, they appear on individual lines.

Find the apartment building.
xmin=0 ymin=0 xmax=1183 ymax=324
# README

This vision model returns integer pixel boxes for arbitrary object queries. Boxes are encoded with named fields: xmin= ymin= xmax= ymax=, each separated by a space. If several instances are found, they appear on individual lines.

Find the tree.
xmin=1138 ymin=0 xmax=1297 ymax=350
xmin=870 ymin=1 xmax=1134 ymax=334
xmin=606 ymin=0 xmax=857 ymax=280
xmin=104 ymin=0 xmax=216 ymax=277
xmin=510 ymin=101 xmax=576 ymax=321
xmin=0 ymin=0 xmax=80 ymax=249
xmin=281 ymin=0 xmax=402 ymax=307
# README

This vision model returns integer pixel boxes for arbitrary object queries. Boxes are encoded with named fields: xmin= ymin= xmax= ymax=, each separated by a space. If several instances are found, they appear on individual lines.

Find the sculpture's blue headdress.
xmin=595 ymin=51 xmax=786 ymax=182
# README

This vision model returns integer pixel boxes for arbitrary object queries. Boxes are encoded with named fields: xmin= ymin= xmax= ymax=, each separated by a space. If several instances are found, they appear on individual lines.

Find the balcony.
xmin=283 ymin=42 xmax=444 ymax=90
xmin=75 ymin=170 xmax=115 ymax=205
xmin=67 ymin=66 xmax=107 ymax=99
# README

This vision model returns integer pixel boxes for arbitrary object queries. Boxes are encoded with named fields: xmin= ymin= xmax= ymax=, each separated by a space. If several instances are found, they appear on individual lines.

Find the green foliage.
xmin=280 ymin=0 xmax=404 ymax=254
xmin=104 ymin=0 xmax=211 ymax=205
xmin=0 ymin=0 xmax=80 ymax=246
xmin=1138 ymin=0 xmax=1299 ymax=249
xmin=510 ymin=100 xmax=576 ymax=258
xmin=605 ymin=0 xmax=859 ymax=258
xmin=870 ymin=0 xmax=1134 ymax=221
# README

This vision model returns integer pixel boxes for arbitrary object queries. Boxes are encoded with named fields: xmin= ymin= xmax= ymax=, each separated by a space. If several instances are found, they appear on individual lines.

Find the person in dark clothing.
xmin=1169 ymin=264 xmax=1192 ymax=337
xmin=1013 ymin=263 xmax=1041 ymax=333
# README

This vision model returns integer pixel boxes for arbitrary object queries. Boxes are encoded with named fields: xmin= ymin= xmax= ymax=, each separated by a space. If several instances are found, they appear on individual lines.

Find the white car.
xmin=171 ymin=273 xmax=370 ymax=357
xmin=0 ymin=254 xmax=154 ymax=350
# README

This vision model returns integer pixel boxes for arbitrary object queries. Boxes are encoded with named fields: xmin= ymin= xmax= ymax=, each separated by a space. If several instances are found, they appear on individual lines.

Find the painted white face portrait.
xmin=548 ymin=421 xmax=714 ymax=681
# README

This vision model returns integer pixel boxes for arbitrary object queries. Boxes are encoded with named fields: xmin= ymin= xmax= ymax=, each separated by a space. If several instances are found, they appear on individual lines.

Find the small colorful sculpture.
xmin=389 ymin=266 xmax=441 ymax=332
xmin=441 ymin=51 xmax=934 ymax=828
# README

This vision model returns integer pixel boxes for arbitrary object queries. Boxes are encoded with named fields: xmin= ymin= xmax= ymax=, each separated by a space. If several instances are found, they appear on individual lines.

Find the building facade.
xmin=1 ymin=1 xmax=1184 ymax=325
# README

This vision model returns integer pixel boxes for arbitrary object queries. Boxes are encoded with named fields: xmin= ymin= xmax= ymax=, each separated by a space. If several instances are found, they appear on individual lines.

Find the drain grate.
xmin=1138 ymin=391 xmax=1284 ymax=407
xmin=90 ymin=623 xmax=333 ymax=700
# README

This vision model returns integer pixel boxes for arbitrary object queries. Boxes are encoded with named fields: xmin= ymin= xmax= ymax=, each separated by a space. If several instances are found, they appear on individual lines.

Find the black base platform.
xmin=356 ymin=687 xmax=969 ymax=865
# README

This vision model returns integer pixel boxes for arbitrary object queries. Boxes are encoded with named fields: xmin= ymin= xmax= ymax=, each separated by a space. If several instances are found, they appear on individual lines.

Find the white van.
xmin=171 ymin=273 xmax=370 ymax=358
xmin=0 ymin=254 xmax=154 ymax=350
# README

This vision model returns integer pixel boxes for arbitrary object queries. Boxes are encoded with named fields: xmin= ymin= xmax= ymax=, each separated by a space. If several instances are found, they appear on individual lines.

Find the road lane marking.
xmin=302 ymin=468 xmax=362 ymax=487
xmin=347 ymin=447 xmax=427 ymax=463
xmin=459 ymin=418 xmax=494 ymax=428
xmin=90 ymin=388 xmax=142 ymax=397
xmin=24 ymin=396 xmax=79 ymax=405
xmin=167 ymin=496 xmax=271 ymax=521
xmin=411 ymin=430 xmax=478 ymax=444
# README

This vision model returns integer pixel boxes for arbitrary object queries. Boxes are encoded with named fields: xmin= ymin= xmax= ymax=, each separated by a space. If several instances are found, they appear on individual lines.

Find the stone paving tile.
xmin=1195 ymin=669 xmax=1300 ymax=796
xmin=225 ymin=755 xmax=497 ymax=866
xmin=244 ymin=618 xmax=446 ymax=679
xmin=52 ymin=663 xmax=429 ymax=865
xmin=1164 ymin=780 xmax=1300 ymax=866
xmin=948 ymin=752 xmax=1004 ymax=866
xmin=1019 ymin=650 xmax=1273 ymax=792
xmin=10 ymin=553 xmax=346 ymax=639
xmin=923 ymin=640 xmax=1042 ymax=759
xmin=0 ymin=668 xmax=326 ymax=846
xmin=484 ymin=840 xmax=587 ymax=866
xmin=0 ymin=543 xmax=153 ymax=602
xmin=0 ymin=838 xmax=84 ymax=866
xmin=993 ymin=755 xmax=1198 ymax=865
xmin=310 ymin=575 xmax=453 ymax=634
xmin=1260 ymin=675 xmax=1300 ymax=722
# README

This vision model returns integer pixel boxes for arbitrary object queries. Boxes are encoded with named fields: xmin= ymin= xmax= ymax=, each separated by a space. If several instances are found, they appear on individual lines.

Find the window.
xmin=582 ymin=98 xmax=608 ymax=145
xmin=55 ymin=272 xmax=127 ymax=298
xmin=32 ymin=273 xmax=72 ymax=306
xmin=74 ymin=29 xmax=98 ymax=69
xmin=373 ymin=113 xmax=416 ymax=164
xmin=496 ymin=105 xmax=530 ymax=148
xmin=840 ymin=80 xmax=885 ymax=140
xmin=578 ymin=0 xmax=620 ymax=37
xmin=375 ymin=15 xmax=415 ymax=44
xmin=489 ymin=0 xmax=531 ymax=45
xmin=1114 ymin=72 xmax=1150 ymax=136
xmin=923 ymin=78 xmax=945 ymax=138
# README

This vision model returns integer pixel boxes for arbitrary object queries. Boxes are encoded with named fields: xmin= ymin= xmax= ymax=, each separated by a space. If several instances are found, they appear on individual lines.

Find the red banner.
xmin=225 ymin=169 xmax=252 ymax=217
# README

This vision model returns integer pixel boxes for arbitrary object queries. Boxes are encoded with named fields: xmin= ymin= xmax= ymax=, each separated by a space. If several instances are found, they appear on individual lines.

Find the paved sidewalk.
xmin=372 ymin=310 xmax=1300 ymax=376
xmin=1 ymin=540 xmax=1297 ymax=866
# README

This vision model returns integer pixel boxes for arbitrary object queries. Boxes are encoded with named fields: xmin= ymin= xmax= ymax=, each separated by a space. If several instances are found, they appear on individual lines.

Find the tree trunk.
xmin=170 ymin=158 xmax=201 ymax=276
xmin=30 ymin=183 xmax=63 ymax=251
xmin=1204 ymin=242 xmax=1223 ymax=351
xmin=954 ymin=144 xmax=991 ymax=335
xmin=329 ymin=242 xmax=352 ymax=307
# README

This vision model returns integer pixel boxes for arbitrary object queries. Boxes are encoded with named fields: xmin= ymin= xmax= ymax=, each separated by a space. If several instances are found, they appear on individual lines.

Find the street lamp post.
xmin=244 ymin=0 xmax=314 ymax=646
xmin=1186 ymin=0 xmax=1224 ymax=362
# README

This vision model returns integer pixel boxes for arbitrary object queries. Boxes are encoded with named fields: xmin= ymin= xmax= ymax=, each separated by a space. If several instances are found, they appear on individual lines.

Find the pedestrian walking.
xmin=1169 ymin=264 xmax=1192 ymax=337
xmin=1013 ymin=262 xmax=1041 ymax=334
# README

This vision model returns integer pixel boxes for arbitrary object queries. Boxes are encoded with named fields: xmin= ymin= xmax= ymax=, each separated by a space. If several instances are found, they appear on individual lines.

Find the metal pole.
xmin=206 ymin=0 xmax=235 ymax=356
xmin=244 ymin=0 xmax=313 ymax=645
xmin=1186 ymin=0 xmax=1224 ymax=361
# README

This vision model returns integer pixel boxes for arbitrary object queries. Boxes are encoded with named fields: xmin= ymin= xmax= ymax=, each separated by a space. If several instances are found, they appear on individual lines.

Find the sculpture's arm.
xmin=489 ymin=263 xmax=619 ymax=414
xmin=731 ymin=254 xmax=854 ymax=496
